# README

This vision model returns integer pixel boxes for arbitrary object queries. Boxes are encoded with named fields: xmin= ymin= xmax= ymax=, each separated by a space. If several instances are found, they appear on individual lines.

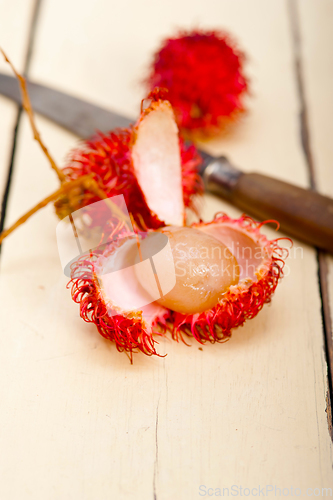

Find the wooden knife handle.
xmin=204 ymin=158 xmax=333 ymax=253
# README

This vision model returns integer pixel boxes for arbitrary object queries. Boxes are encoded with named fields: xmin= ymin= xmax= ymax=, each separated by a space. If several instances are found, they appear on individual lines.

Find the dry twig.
xmin=0 ymin=49 xmax=131 ymax=244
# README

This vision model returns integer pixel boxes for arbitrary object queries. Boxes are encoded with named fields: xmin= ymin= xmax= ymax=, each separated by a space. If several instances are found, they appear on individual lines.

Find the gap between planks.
xmin=287 ymin=0 xmax=333 ymax=435
xmin=0 ymin=0 xmax=43 ymax=253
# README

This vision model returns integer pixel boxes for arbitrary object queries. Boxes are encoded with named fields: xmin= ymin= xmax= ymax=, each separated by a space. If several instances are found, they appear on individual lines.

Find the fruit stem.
xmin=0 ymin=176 xmax=131 ymax=244
xmin=0 ymin=48 xmax=66 ymax=184
xmin=0 ymin=50 xmax=132 ymax=245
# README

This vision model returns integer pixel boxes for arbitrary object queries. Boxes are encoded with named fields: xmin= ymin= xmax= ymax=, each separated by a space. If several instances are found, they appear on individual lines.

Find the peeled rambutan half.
xmin=146 ymin=29 xmax=249 ymax=136
xmin=55 ymin=89 xmax=203 ymax=230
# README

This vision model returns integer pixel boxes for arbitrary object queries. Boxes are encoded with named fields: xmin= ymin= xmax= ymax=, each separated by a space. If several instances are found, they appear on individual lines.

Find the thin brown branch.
xmin=0 ymin=50 xmax=131 ymax=245
xmin=0 ymin=48 xmax=66 ymax=183
xmin=0 ymin=176 xmax=132 ymax=245
xmin=130 ymin=213 xmax=143 ymax=262
xmin=83 ymin=177 xmax=131 ymax=227
xmin=0 ymin=177 xmax=91 ymax=244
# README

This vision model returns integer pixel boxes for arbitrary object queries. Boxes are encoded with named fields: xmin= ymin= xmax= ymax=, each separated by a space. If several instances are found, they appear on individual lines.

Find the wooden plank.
xmin=0 ymin=0 xmax=37 ymax=214
xmin=0 ymin=1 xmax=332 ymax=498
xmin=297 ymin=0 xmax=333 ymax=399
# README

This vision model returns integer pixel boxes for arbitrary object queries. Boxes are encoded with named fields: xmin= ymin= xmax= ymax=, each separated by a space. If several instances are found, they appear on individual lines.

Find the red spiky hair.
xmin=146 ymin=29 xmax=249 ymax=135
xmin=69 ymin=256 xmax=163 ymax=361
xmin=55 ymin=89 xmax=203 ymax=230
xmin=68 ymin=215 xmax=167 ymax=362
xmin=68 ymin=214 xmax=289 ymax=361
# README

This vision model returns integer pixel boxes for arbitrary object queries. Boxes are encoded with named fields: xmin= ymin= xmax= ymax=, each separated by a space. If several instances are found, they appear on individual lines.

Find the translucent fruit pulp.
xmin=136 ymin=226 xmax=239 ymax=314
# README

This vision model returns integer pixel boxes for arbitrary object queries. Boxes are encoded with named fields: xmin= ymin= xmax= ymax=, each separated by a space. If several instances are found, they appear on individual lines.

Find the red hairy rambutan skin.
xmin=68 ymin=256 xmax=163 ymax=361
xmin=55 ymin=127 xmax=202 ymax=230
xmin=179 ymin=137 xmax=203 ymax=214
xmin=56 ymin=128 xmax=160 ymax=230
xmin=67 ymin=216 xmax=164 ymax=361
xmin=146 ymin=29 xmax=249 ymax=135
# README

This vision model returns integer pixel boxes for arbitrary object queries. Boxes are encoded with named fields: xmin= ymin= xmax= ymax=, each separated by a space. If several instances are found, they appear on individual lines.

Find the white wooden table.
xmin=0 ymin=0 xmax=332 ymax=498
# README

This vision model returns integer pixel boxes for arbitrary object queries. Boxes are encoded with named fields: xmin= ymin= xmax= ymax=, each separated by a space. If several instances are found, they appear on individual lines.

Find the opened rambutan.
xmin=146 ymin=29 xmax=249 ymax=136
xmin=68 ymin=214 xmax=288 ymax=361
xmin=66 ymin=94 xmax=288 ymax=362
xmin=55 ymin=89 xmax=203 ymax=230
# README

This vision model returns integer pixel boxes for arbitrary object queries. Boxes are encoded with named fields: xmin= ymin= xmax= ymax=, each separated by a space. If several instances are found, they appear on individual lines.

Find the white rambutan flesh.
xmin=135 ymin=226 xmax=239 ymax=314
xmin=132 ymin=100 xmax=185 ymax=226
xmin=197 ymin=223 xmax=264 ymax=281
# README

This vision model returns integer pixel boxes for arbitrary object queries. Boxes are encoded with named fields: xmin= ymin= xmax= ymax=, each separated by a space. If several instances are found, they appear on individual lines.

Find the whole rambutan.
xmin=146 ymin=29 xmax=249 ymax=136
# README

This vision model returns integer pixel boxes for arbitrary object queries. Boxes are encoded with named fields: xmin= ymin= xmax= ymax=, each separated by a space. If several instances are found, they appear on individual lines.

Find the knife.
xmin=1 ymin=72 xmax=332 ymax=253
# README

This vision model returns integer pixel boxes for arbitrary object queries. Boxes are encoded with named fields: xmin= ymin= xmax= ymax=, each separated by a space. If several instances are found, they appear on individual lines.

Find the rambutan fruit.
xmin=146 ymin=29 xmax=249 ymax=136
xmin=55 ymin=89 xmax=203 ymax=230
xmin=66 ymin=95 xmax=288 ymax=362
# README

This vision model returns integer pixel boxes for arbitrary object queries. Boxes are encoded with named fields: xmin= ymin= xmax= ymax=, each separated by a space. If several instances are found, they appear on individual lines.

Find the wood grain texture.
xmin=0 ymin=1 xmax=332 ymax=498
xmin=297 ymin=0 xmax=333 ymax=413
xmin=0 ymin=0 xmax=37 ymax=214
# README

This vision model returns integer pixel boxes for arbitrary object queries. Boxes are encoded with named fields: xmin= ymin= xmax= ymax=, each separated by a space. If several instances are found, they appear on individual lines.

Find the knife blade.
xmin=0 ymin=73 xmax=132 ymax=135
xmin=1 ymin=72 xmax=333 ymax=253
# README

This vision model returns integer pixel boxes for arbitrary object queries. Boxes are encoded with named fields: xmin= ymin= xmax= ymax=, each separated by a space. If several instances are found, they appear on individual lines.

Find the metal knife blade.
xmin=0 ymin=72 xmax=240 ymax=180
xmin=0 ymin=73 xmax=132 ymax=137
xmin=0 ymin=73 xmax=236 ymax=172
xmin=0 ymin=72 xmax=241 ymax=190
